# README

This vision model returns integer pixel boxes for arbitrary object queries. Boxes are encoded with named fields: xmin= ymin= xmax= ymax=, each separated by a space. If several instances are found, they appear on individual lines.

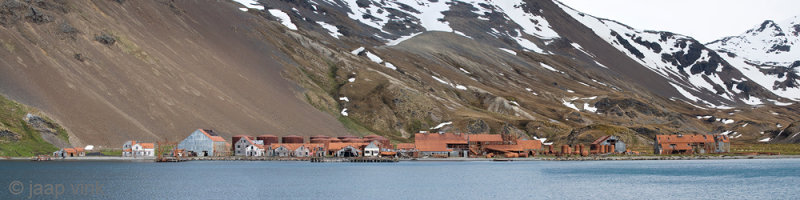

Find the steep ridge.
xmin=553 ymin=1 xmax=788 ymax=108
xmin=1 ymin=0 xmax=798 ymax=148
xmin=707 ymin=17 xmax=800 ymax=102
xmin=0 ymin=0 xmax=351 ymax=146
xmin=244 ymin=0 xmax=800 ymax=144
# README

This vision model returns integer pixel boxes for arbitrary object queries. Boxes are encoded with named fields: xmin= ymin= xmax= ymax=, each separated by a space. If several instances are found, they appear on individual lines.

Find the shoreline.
xmin=3 ymin=154 xmax=800 ymax=162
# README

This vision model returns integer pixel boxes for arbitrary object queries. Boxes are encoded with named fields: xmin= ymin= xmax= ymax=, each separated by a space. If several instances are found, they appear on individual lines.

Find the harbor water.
xmin=1 ymin=159 xmax=798 ymax=199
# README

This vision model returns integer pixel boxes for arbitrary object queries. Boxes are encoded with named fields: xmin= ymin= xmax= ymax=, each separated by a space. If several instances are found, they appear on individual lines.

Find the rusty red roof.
xmin=139 ymin=143 xmax=155 ymax=149
xmin=414 ymin=133 xmax=466 ymax=152
xmin=485 ymin=140 xmax=541 ymax=153
xmin=325 ymin=143 xmax=368 ymax=151
xmin=199 ymin=129 xmax=226 ymax=142
xmin=591 ymin=136 xmax=611 ymax=145
xmin=396 ymin=143 xmax=416 ymax=150
xmin=656 ymin=134 xmax=715 ymax=144
xmin=468 ymin=134 xmax=503 ymax=142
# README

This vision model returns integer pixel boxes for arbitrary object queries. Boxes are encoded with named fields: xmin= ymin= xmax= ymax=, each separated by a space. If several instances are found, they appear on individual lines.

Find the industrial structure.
xmin=414 ymin=132 xmax=469 ymax=157
xmin=591 ymin=135 xmax=626 ymax=154
xmin=177 ymin=129 xmax=230 ymax=157
xmin=654 ymin=134 xmax=730 ymax=154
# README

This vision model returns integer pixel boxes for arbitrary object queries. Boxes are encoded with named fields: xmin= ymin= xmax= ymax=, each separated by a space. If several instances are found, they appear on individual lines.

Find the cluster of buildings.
xmin=407 ymin=132 xmax=543 ymax=158
xmin=53 ymin=147 xmax=86 ymax=157
xmin=116 ymin=129 xmax=733 ymax=159
xmin=654 ymin=134 xmax=730 ymax=155
xmin=543 ymin=135 xmax=629 ymax=156
xmin=122 ymin=141 xmax=156 ymax=157
xmin=159 ymin=129 xmax=547 ymax=158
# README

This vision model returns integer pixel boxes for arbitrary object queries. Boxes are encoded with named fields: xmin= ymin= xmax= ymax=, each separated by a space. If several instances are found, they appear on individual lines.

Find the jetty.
xmin=310 ymin=157 xmax=398 ymax=163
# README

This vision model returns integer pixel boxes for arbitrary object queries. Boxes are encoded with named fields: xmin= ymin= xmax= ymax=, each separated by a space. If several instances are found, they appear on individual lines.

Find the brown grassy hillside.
xmin=0 ymin=0 xmax=351 ymax=147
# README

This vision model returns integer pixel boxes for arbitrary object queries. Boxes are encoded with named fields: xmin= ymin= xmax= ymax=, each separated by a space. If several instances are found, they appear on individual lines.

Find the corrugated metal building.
xmin=591 ymin=136 xmax=626 ymax=153
xmin=654 ymin=134 xmax=730 ymax=154
xmin=177 ymin=129 xmax=229 ymax=157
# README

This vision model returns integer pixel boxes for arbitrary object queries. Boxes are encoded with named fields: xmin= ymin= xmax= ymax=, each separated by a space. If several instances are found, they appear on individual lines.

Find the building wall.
xmin=245 ymin=146 xmax=263 ymax=157
xmin=716 ymin=141 xmax=730 ymax=153
xmin=213 ymin=141 xmax=228 ymax=156
xmin=293 ymin=147 xmax=311 ymax=157
xmin=122 ymin=141 xmax=134 ymax=157
xmin=234 ymin=139 xmax=250 ymax=156
xmin=364 ymin=147 xmax=379 ymax=157
xmin=177 ymin=130 xmax=215 ymax=157
xmin=273 ymin=146 xmax=291 ymax=157
xmin=420 ymin=151 xmax=450 ymax=157
xmin=335 ymin=146 xmax=361 ymax=157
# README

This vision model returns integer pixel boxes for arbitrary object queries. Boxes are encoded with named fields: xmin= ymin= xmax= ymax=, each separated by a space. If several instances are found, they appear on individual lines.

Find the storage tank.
xmin=310 ymin=135 xmax=331 ymax=140
xmin=342 ymin=138 xmax=367 ymax=143
xmin=257 ymin=135 xmax=279 ymax=145
xmin=561 ymin=145 xmax=570 ymax=155
xmin=609 ymin=144 xmax=616 ymax=154
xmin=282 ymin=135 xmax=304 ymax=144
xmin=310 ymin=138 xmax=330 ymax=144
xmin=328 ymin=138 xmax=342 ymax=143
xmin=363 ymin=135 xmax=382 ymax=139
xmin=337 ymin=135 xmax=358 ymax=140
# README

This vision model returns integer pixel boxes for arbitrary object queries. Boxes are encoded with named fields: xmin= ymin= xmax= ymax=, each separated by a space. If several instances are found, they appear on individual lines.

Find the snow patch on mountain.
xmin=499 ymin=48 xmax=517 ymax=55
xmin=342 ymin=0 xmax=452 ymax=33
xmin=539 ymin=63 xmax=562 ymax=73
xmin=233 ymin=0 xmax=264 ymax=10
xmin=707 ymin=16 xmax=800 ymax=66
xmin=491 ymin=1 xmax=559 ymax=39
xmin=557 ymin=2 xmax=758 ymax=106
xmin=317 ymin=21 xmax=342 ymax=39
xmin=386 ymin=32 xmax=422 ymax=46
xmin=268 ymin=9 xmax=297 ymax=30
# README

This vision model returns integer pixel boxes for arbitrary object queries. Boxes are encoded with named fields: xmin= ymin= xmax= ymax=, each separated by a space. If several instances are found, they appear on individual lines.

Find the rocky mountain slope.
xmin=0 ymin=0 xmax=351 ymax=147
xmin=0 ymin=0 xmax=797 ymax=148
xmin=239 ymin=0 xmax=799 ymax=144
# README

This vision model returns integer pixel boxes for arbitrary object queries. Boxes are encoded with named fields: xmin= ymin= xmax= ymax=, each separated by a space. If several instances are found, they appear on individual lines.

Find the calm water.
xmin=1 ymin=159 xmax=799 ymax=199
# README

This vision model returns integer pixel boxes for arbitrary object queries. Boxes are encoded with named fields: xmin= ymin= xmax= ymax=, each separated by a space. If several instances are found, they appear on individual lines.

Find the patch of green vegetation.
xmin=405 ymin=119 xmax=423 ymax=135
xmin=100 ymin=149 xmax=122 ymax=156
xmin=732 ymin=143 xmax=800 ymax=155
xmin=337 ymin=116 xmax=374 ymax=137
xmin=0 ymin=95 xmax=66 ymax=157
xmin=109 ymin=31 xmax=158 ymax=64
xmin=326 ymin=60 xmax=342 ymax=95
xmin=0 ymin=39 xmax=14 ymax=52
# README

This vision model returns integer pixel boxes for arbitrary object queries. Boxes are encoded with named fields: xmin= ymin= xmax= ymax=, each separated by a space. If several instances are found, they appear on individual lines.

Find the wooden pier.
xmin=156 ymin=157 xmax=187 ymax=162
xmin=310 ymin=157 xmax=398 ymax=163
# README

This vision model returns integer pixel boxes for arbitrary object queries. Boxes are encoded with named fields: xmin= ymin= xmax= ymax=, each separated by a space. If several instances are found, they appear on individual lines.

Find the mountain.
xmin=0 ymin=0 xmax=798 ymax=149
xmin=706 ymin=17 xmax=800 ymax=102
xmin=0 ymin=0 xmax=352 ymax=148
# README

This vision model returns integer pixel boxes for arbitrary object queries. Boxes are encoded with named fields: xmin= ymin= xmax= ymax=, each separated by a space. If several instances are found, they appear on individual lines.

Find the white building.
xmin=364 ymin=141 xmax=380 ymax=157
xmin=234 ymin=137 xmax=265 ymax=156
xmin=132 ymin=143 xmax=155 ymax=157
xmin=245 ymin=144 xmax=265 ymax=157
xmin=122 ymin=140 xmax=136 ymax=157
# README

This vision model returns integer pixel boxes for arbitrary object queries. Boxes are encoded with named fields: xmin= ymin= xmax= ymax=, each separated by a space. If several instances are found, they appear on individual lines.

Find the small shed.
xmin=364 ymin=141 xmax=380 ymax=157
xmin=591 ymin=135 xmax=626 ymax=153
